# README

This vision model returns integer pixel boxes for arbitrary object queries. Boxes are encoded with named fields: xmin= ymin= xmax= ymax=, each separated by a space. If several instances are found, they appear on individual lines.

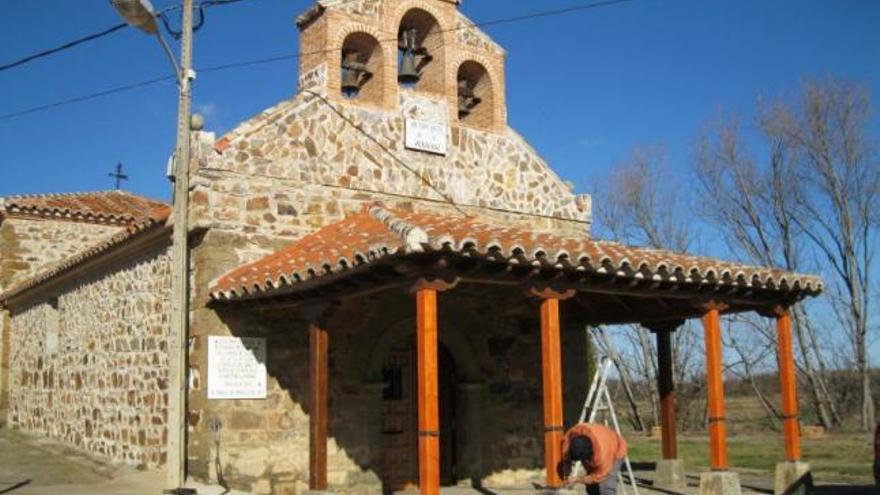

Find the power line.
xmin=207 ymin=0 xmax=639 ymax=73
xmin=0 ymin=75 xmax=176 ymax=120
xmin=0 ymin=23 xmax=128 ymax=72
xmin=0 ymin=0 xmax=638 ymax=121
xmin=301 ymin=89 xmax=467 ymax=215
xmin=0 ymin=1 xmax=231 ymax=73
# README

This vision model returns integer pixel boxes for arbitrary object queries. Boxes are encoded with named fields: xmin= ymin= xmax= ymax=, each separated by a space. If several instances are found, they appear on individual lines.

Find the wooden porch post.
xmin=702 ymin=303 xmax=729 ymax=471
xmin=643 ymin=320 xmax=686 ymax=490
xmin=309 ymin=319 xmax=330 ymax=491
xmin=531 ymin=287 xmax=575 ymax=489
xmin=304 ymin=303 xmax=334 ymax=493
xmin=540 ymin=297 xmax=565 ymax=488
xmin=773 ymin=306 xmax=801 ymax=462
xmin=416 ymin=287 xmax=440 ymax=495
xmin=643 ymin=320 xmax=684 ymax=460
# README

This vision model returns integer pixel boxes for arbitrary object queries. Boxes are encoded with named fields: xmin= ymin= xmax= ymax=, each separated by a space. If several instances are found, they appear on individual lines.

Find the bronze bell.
xmin=398 ymin=51 xmax=420 ymax=85
xmin=341 ymin=52 xmax=368 ymax=97
xmin=398 ymin=27 xmax=420 ymax=84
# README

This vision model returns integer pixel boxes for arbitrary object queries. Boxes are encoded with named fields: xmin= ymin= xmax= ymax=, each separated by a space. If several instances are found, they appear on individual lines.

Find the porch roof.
xmin=209 ymin=205 xmax=822 ymax=308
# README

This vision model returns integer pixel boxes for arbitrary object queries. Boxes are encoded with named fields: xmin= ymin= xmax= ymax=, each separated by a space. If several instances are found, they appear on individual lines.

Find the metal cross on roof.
xmin=108 ymin=162 xmax=128 ymax=190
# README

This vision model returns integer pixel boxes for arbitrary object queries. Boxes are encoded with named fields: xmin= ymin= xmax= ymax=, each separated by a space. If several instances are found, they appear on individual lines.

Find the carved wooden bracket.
xmin=407 ymin=274 xmax=460 ymax=293
xmin=525 ymin=282 xmax=576 ymax=301
xmin=642 ymin=319 xmax=685 ymax=334
xmin=300 ymin=301 xmax=337 ymax=326
xmin=757 ymin=304 xmax=790 ymax=319
xmin=698 ymin=299 xmax=730 ymax=313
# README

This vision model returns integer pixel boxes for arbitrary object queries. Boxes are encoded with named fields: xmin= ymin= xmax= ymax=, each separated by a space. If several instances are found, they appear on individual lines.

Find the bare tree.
xmin=694 ymin=105 xmax=844 ymax=429
xmin=594 ymin=326 xmax=646 ymax=431
xmin=592 ymin=147 xmax=701 ymax=429
xmin=764 ymin=79 xmax=878 ymax=430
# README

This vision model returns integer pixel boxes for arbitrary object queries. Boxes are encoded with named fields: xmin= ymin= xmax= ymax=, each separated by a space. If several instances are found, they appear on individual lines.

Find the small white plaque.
xmin=405 ymin=118 xmax=448 ymax=155
xmin=207 ymin=336 xmax=267 ymax=400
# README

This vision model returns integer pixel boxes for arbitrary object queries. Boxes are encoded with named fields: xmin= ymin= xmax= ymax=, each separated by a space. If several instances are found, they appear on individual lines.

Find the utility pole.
xmin=166 ymin=0 xmax=194 ymax=491
xmin=111 ymin=0 xmax=201 ymax=492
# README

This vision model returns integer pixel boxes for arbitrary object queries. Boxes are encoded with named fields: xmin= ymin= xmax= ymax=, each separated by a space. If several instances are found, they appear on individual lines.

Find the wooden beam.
xmin=774 ymin=306 xmax=802 ymax=461
xmin=540 ymin=297 xmax=565 ymax=488
xmin=416 ymin=288 xmax=440 ymax=495
xmin=309 ymin=320 xmax=329 ymax=490
xmin=702 ymin=304 xmax=729 ymax=470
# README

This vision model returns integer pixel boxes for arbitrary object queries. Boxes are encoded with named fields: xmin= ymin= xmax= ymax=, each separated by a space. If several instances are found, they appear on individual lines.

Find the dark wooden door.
xmin=381 ymin=341 xmax=458 ymax=491
xmin=381 ymin=343 xmax=418 ymax=492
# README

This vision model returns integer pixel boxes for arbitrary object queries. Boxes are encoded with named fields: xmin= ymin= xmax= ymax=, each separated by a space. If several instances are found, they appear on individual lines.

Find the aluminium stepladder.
xmin=569 ymin=356 xmax=640 ymax=495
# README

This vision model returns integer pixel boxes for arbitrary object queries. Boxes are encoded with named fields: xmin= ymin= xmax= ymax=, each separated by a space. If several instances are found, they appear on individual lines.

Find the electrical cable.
xmin=300 ymin=89 xmax=468 ymax=215
xmin=0 ymin=0 xmax=638 ymax=121
xmin=0 ymin=23 xmax=128 ymax=72
xmin=0 ymin=75 xmax=176 ymax=120
xmin=0 ymin=2 xmax=183 ymax=73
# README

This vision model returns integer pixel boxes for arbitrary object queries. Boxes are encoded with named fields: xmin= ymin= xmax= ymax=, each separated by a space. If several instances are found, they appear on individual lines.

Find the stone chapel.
xmin=0 ymin=1 xmax=822 ymax=495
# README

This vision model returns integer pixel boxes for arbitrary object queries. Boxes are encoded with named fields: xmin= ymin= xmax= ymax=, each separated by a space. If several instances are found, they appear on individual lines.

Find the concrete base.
xmin=654 ymin=458 xmax=687 ymax=490
xmin=304 ymin=491 xmax=335 ymax=495
xmin=699 ymin=471 xmax=742 ymax=495
xmin=539 ymin=489 xmax=578 ymax=495
xmin=773 ymin=461 xmax=812 ymax=495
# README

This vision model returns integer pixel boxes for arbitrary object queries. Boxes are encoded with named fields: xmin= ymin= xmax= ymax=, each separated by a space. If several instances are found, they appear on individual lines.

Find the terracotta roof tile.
xmin=211 ymin=205 xmax=824 ymax=301
xmin=0 ymin=191 xmax=171 ymax=303
xmin=1 ymin=190 xmax=169 ymax=226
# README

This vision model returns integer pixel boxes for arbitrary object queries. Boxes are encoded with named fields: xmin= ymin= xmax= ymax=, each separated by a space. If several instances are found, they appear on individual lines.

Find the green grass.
xmin=627 ymin=433 xmax=875 ymax=482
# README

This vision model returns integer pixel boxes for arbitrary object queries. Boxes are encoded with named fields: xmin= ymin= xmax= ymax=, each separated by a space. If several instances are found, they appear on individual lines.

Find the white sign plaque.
xmin=405 ymin=118 xmax=448 ymax=155
xmin=207 ymin=336 xmax=267 ymax=400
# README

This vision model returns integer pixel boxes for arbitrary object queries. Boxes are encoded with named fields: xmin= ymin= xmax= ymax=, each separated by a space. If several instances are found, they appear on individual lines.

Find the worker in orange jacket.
xmin=558 ymin=423 xmax=628 ymax=495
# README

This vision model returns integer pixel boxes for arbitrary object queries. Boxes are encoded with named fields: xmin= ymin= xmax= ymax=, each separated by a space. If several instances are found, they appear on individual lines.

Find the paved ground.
xmin=0 ymin=428 xmax=874 ymax=495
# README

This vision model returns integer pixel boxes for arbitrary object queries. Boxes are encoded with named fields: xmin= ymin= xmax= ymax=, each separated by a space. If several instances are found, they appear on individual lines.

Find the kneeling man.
xmin=559 ymin=423 xmax=627 ymax=495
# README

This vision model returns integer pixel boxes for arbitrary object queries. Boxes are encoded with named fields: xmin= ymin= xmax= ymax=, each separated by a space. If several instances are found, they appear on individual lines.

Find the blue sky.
xmin=2 ymin=0 xmax=878 ymax=204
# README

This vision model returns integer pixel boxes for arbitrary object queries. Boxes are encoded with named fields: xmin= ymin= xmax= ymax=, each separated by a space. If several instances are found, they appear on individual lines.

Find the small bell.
xmin=398 ymin=28 xmax=421 ymax=85
xmin=398 ymin=51 xmax=420 ymax=85
xmin=341 ymin=51 xmax=369 ymax=97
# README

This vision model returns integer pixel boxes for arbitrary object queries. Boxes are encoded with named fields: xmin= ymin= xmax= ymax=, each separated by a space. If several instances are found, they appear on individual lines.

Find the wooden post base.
xmin=699 ymin=471 xmax=742 ymax=495
xmin=773 ymin=461 xmax=812 ymax=495
xmin=654 ymin=458 xmax=686 ymax=490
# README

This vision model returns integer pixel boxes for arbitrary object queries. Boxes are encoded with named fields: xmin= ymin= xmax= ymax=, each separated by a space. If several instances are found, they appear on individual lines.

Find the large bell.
xmin=341 ymin=65 xmax=362 ymax=97
xmin=398 ymin=51 xmax=420 ymax=85
xmin=341 ymin=51 xmax=368 ymax=97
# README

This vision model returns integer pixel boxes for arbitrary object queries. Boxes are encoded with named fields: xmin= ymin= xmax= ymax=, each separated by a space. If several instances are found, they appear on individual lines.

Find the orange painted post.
xmin=416 ymin=288 xmax=440 ymax=495
xmin=702 ymin=306 xmax=729 ymax=470
xmin=309 ymin=321 xmax=329 ymax=491
xmin=540 ymin=297 xmax=565 ymax=488
xmin=775 ymin=307 xmax=802 ymax=462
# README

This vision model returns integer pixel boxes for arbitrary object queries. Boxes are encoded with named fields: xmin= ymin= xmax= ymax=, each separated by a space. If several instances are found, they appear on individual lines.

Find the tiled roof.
xmin=210 ymin=205 xmax=823 ymax=301
xmin=1 ymin=190 xmax=169 ymax=226
xmin=0 ymin=192 xmax=171 ymax=304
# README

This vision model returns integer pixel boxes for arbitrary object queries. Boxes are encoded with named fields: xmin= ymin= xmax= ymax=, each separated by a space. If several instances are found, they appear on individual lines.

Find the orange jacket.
xmin=559 ymin=423 xmax=627 ymax=484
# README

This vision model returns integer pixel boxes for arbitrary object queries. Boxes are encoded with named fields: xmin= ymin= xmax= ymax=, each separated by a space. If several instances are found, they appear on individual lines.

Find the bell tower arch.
xmin=294 ymin=0 xmax=507 ymax=131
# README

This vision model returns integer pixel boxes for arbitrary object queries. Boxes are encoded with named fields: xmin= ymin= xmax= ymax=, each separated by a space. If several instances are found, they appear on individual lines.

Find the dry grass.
xmin=627 ymin=433 xmax=875 ymax=482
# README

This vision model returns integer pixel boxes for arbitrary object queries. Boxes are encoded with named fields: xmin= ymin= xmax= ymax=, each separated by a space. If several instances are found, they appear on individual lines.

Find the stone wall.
xmin=187 ymin=275 xmax=593 ymax=494
xmin=7 ymin=246 xmax=171 ymax=467
xmin=0 ymin=217 xmax=122 ymax=292
xmin=0 ymin=310 xmax=9 ymax=419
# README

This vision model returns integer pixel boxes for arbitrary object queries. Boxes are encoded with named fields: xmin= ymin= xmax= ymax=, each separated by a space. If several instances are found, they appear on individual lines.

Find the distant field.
xmin=627 ymin=433 xmax=874 ymax=483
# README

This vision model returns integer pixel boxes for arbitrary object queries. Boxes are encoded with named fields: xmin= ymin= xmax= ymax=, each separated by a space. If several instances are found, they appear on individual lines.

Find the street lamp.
xmin=110 ymin=0 xmax=159 ymax=34
xmin=111 ymin=1 xmax=195 ymax=494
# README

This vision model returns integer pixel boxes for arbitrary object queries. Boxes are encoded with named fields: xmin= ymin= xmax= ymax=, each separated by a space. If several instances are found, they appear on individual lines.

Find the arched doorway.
xmin=380 ymin=338 xmax=458 ymax=492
